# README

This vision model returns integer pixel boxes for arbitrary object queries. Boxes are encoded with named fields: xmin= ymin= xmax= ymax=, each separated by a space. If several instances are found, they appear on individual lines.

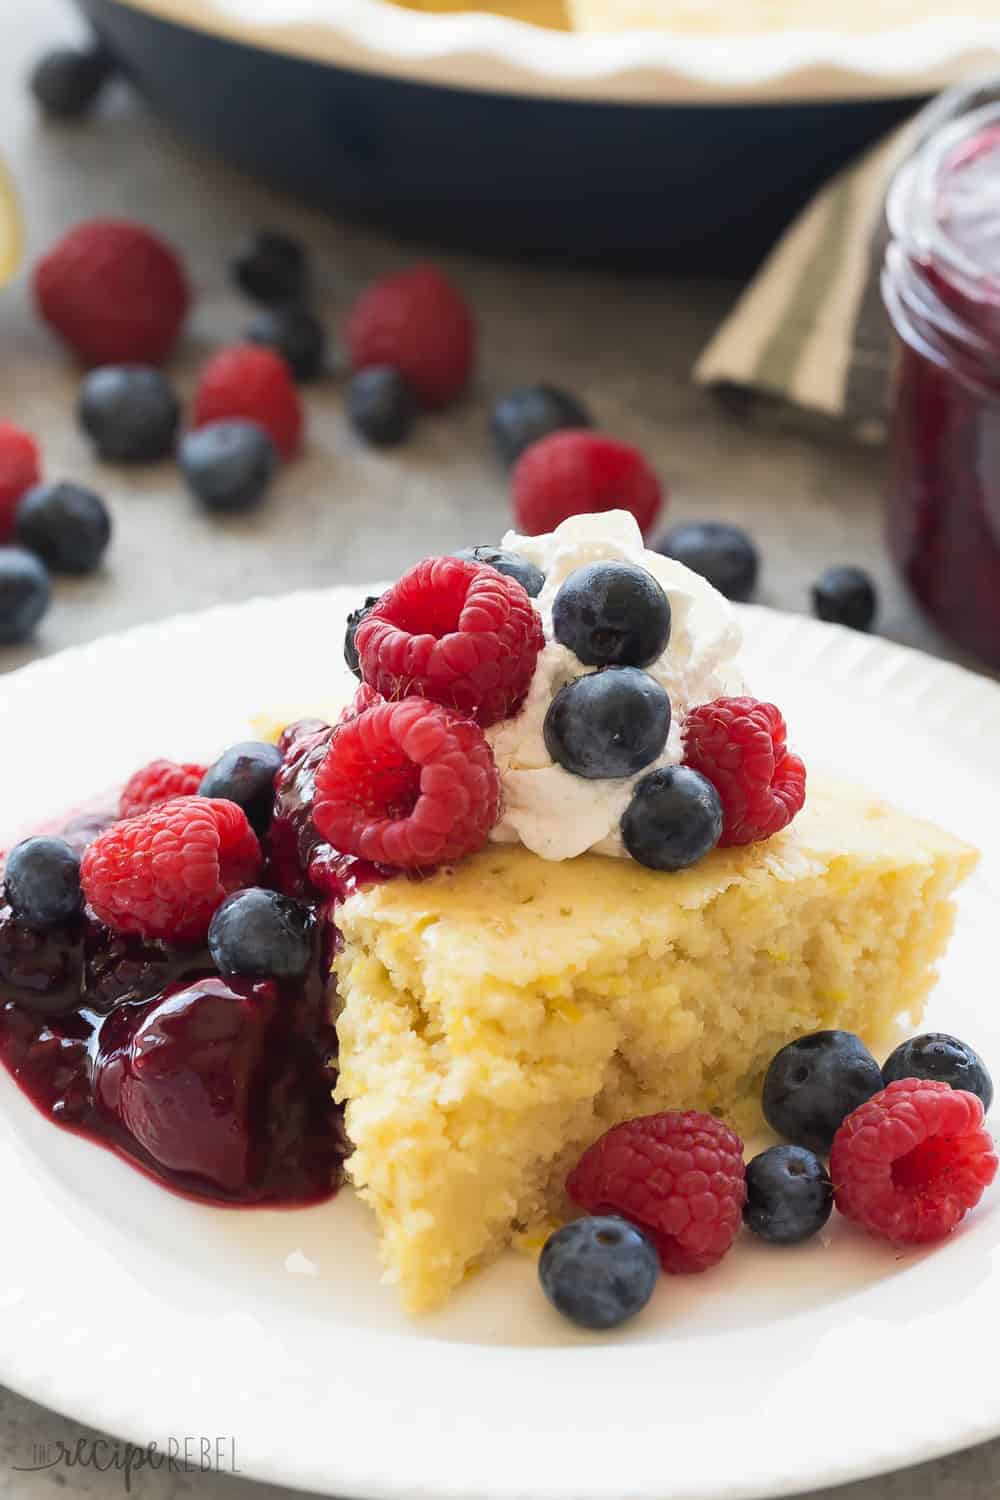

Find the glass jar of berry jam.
xmin=883 ymin=102 xmax=1000 ymax=665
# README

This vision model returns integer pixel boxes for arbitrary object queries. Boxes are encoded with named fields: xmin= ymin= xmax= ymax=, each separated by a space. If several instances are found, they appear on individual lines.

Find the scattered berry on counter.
xmin=344 ymin=595 xmax=380 ymax=679
xmin=882 ymin=1032 xmax=993 ymax=1111
xmin=355 ymin=556 xmax=543 ymax=729
xmin=811 ymin=565 xmax=878 ymax=632
xmin=620 ymin=765 xmax=723 ymax=871
xmin=230 ymin=229 xmax=307 ymax=305
xmin=208 ymin=887 xmax=317 ymax=980
xmin=78 ymin=365 xmax=179 ymax=462
xmin=544 ymin=667 xmax=671 ymax=780
xmin=192 ymin=345 xmax=302 ymax=459
xmin=568 ymin=1111 xmax=747 ymax=1274
xmin=830 ymin=1078 xmax=997 ymax=1245
xmin=80 ymin=796 xmax=262 ymax=942
xmin=4 ymin=836 xmax=82 ymax=929
xmin=0 ymin=547 xmax=51 ymax=643
xmin=743 ymin=1145 xmax=833 ymax=1245
xmin=344 ymin=265 xmax=476 ymax=409
xmin=491 ymin=383 xmax=593 ymax=468
xmin=682 ymin=696 xmax=806 ymax=848
xmin=247 ymin=305 xmax=326 ymax=382
xmin=14 ymin=481 xmax=111 ymax=574
xmin=347 ymin=366 xmax=416 ymax=447
xmin=119 ymin=758 xmax=209 ymax=819
xmin=0 ymin=422 xmax=41 ymax=541
xmin=34 ymin=218 xmax=189 ymax=366
xmin=762 ymin=1030 xmax=884 ymax=1154
xmin=29 ymin=43 xmax=113 ymax=119
xmin=451 ymin=545 xmax=545 ymax=598
xmin=552 ymin=560 xmax=671 ymax=668
xmin=656 ymin=521 xmax=759 ymax=604
xmin=512 ymin=431 xmax=663 ymax=538
xmin=313 ymin=696 xmax=500 ymax=869
xmin=539 ymin=1216 xmax=659 ymax=1331
xmin=199 ymin=741 xmax=283 ymax=837
xmin=178 ymin=420 xmax=277 ymax=514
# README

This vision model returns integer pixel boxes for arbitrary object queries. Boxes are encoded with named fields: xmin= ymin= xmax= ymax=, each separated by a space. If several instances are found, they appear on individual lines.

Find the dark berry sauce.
xmin=883 ymin=110 xmax=1000 ymax=666
xmin=0 ymin=720 xmax=382 ymax=1209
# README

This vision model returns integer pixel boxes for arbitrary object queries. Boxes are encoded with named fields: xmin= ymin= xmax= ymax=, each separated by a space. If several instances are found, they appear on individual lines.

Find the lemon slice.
xmin=0 ymin=157 xmax=22 ymax=286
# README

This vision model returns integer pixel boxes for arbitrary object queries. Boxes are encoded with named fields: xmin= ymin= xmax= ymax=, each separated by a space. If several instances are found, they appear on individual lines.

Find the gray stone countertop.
xmin=0 ymin=3 xmax=995 ymax=1499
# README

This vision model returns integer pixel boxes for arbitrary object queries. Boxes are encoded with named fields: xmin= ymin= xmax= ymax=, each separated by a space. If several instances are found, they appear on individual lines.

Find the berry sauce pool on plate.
xmin=0 ymin=722 xmax=386 ymax=1209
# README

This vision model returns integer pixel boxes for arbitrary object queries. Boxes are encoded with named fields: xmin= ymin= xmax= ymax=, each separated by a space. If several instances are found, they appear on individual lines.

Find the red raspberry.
xmin=512 ymin=431 xmax=663 ymax=538
xmin=567 ymin=1111 xmax=746 ymax=1274
xmin=118 ymin=759 xmax=209 ymax=820
xmin=312 ymin=697 xmax=500 ymax=870
xmin=33 ymin=219 xmax=189 ymax=367
xmin=192 ymin=345 xmax=302 ymax=458
xmin=344 ymin=265 xmax=475 ymax=409
xmin=80 ymin=796 xmax=262 ymax=942
xmin=0 ymin=423 xmax=40 ymax=541
xmin=339 ymin=681 xmax=384 ymax=723
xmin=682 ymin=696 xmax=806 ymax=848
xmin=830 ymin=1079 xmax=997 ymax=1245
xmin=356 ymin=557 xmax=543 ymax=729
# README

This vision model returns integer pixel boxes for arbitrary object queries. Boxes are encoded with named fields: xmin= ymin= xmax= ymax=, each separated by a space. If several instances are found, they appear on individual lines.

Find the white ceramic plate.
xmin=116 ymin=0 xmax=1000 ymax=102
xmin=2 ymin=590 xmax=1000 ymax=1500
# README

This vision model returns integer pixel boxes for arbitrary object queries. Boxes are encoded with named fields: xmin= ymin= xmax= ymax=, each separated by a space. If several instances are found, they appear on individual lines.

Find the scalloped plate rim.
xmin=1 ymin=592 xmax=1000 ymax=1500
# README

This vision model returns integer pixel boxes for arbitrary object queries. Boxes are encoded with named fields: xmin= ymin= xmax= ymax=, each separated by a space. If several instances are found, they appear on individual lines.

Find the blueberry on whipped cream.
xmin=485 ymin=510 xmax=745 ymax=862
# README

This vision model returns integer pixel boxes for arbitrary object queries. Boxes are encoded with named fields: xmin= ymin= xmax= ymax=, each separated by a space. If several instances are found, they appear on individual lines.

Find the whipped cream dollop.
xmin=485 ymin=511 xmax=746 ymax=861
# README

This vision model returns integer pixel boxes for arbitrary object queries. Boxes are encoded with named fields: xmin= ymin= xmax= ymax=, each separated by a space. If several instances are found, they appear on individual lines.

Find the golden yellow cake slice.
xmin=334 ymin=774 xmax=976 ymax=1312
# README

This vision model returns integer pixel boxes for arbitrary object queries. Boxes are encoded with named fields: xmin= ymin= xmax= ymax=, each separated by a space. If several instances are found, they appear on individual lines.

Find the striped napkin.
xmin=693 ymin=76 xmax=1000 ymax=444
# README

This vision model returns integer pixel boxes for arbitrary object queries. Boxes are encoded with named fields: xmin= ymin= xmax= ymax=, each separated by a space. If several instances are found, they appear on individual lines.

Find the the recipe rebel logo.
xmin=13 ymin=1434 xmax=242 ymax=1491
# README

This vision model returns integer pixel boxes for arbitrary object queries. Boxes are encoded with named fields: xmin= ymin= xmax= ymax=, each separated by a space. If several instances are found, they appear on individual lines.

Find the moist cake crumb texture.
xmin=334 ymin=774 xmax=976 ymax=1311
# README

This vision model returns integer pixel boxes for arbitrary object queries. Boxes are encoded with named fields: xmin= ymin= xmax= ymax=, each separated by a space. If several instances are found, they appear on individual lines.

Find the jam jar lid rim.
xmin=882 ymin=259 xmax=1000 ymax=407
xmin=886 ymin=100 xmax=1000 ymax=300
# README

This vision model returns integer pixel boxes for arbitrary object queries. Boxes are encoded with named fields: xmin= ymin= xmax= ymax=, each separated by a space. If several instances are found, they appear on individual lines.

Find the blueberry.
xmin=179 ymin=421 xmax=277 ymax=514
xmin=763 ymin=1031 xmax=884 ymax=1154
xmin=621 ymin=765 xmax=723 ymax=871
xmin=552 ymin=562 xmax=671 ymax=668
xmin=14 ymin=481 xmax=111 ymax=574
xmin=78 ymin=366 xmax=179 ymax=462
xmin=491 ymin=384 xmax=593 ymax=468
xmin=544 ymin=668 xmax=670 ymax=780
xmin=656 ymin=522 xmax=759 ymax=604
xmin=248 ymin=306 xmax=326 ymax=382
xmin=348 ymin=367 xmax=416 ymax=447
xmin=208 ymin=888 xmax=316 ymax=980
xmin=231 ymin=229 xmax=306 ymax=305
xmin=199 ymin=741 xmax=283 ymax=835
xmin=345 ymin=595 xmax=380 ymax=679
xmin=743 ymin=1145 xmax=833 ymax=1245
xmin=539 ymin=1215 xmax=658 ymax=1331
xmin=29 ymin=44 xmax=112 ymax=119
xmin=811 ymin=566 xmax=878 ymax=632
xmin=0 ymin=548 xmax=51 ymax=644
xmin=4 ymin=837 xmax=82 ymax=929
xmin=451 ymin=546 xmax=545 ymax=598
xmin=882 ymin=1032 xmax=993 ymax=1112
